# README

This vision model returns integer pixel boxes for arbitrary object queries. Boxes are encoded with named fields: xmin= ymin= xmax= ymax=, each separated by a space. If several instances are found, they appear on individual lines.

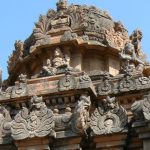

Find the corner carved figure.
xmin=11 ymin=96 xmax=55 ymax=140
xmin=0 ymin=106 xmax=12 ymax=143
xmin=71 ymin=95 xmax=91 ymax=136
xmin=130 ymin=29 xmax=146 ymax=62
xmin=90 ymin=96 xmax=127 ymax=135
xmin=119 ymin=29 xmax=145 ymax=74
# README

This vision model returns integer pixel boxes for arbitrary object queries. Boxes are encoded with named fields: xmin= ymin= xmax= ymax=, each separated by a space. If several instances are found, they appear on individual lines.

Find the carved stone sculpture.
xmin=71 ymin=95 xmax=91 ymax=135
xmin=131 ymin=100 xmax=144 ymax=120
xmin=33 ymin=15 xmax=51 ymax=46
xmin=97 ymin=75 xmax=112 ymax=95
xmin=119 ymin=41 xmax=144 ymax=73
xmin=54 ymin=107 xmax=72 ymax=131
xmin=22 ymin=2 xmax=130 ymax=54
xmin=37 ymin=47 xmax=77 ymax=78
xmin=56 ymin=0 xmax=68 ymax=11
xmin=119 ymin=73 xmax=136 ymax=92
xmin=130 ymin=29 xmax=146 ymax=62
xmin=61 ymin=31 xmax=78 ymax=42
xmin=11 ymin=74 xmax=30 ymax=98
xmin=103 ymin=21 xmax=129 ymax=49
xmin=40 ymin=59 xmax=57 ymax=77
xmin=52 ymin=47 xmax=67 ymax=68
xmin=90 ymin=96 xmax=127 ymax=135
xmin=58 ymin=72 xmax=76 ymax=91
xmin=11 ymin=96 xmax=55 ymax=140
xmin=7 ymin=40 xmax=24 ymax=73
xmin=0 ymin=106 xmax=12 ymax=143
xmin=131 ymin=93 xmax=150 ymax=121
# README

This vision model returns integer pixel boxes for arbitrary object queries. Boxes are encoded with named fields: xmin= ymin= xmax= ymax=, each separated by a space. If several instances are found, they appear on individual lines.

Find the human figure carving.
xmin=41 ymin=59 xmax=56 ymax=76
xmin=52 ymin=47 xmax=67 ymax=68
xmin=119 ymin=41 xmax=144 ymax=73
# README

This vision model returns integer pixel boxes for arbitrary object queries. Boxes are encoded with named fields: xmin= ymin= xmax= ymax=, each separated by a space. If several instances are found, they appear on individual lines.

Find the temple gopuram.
xmin=1 ymin=0 xmax=150 ymax=149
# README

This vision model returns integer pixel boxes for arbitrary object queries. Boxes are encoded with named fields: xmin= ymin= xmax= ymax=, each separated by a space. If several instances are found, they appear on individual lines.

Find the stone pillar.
xmin=93 ymin=133 xmax=127 ymax=150
xmin=15 ymin=137 xmax=51 ymax=150
xmin=52 ymin=131 xmax=82 ymax=150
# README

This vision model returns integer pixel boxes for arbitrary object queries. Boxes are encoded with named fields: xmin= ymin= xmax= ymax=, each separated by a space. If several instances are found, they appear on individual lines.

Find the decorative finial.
xmin=56 ymin=0 xmax=68 ymax=11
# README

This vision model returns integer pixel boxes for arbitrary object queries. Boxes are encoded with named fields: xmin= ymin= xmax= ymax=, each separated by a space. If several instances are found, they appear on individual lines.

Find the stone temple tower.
xmin=0 ymin=0 xmax=150 ymax=150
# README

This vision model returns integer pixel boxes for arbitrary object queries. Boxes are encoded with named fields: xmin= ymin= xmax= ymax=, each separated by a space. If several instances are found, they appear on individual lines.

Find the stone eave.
xmin=0 ymin=73 xmax=97 ymax=104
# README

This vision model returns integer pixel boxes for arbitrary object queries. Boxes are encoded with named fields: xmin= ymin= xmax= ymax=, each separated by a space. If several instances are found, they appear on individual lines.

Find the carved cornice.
xmin=96 ymin=73 xmax=150 ymax=96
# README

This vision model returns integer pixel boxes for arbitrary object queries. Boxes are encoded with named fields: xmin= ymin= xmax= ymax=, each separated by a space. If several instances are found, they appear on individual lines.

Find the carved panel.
xmin=58 ymin=72 xmax=77 ymax=91
xmin=11 ymin=96 xmax=55 ymax=140
xmin=90 ymin=96 xmax=127 ymax=135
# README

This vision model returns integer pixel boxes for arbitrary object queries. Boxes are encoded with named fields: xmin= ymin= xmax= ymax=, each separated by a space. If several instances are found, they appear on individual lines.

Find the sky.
xmin=0 ymin=0 xmax=150 ymax=80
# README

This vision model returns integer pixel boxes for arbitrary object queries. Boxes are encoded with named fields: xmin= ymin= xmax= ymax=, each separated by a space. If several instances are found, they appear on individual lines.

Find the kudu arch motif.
xmin=90 ymin=96 xmax=128 ymax=135
xmin=11 ymin=96 xmax=55 ymax=140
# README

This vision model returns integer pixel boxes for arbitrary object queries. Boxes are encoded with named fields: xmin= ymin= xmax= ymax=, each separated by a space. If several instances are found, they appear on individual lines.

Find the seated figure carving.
xmin=52 ymin=47 xmax=67 ymax=68
xmin=34 ymin=47 xmax=79 ymax=78
xmin=119 ymin=41 xmax=145 ymax=73
xmin=41 ymin=59 xmax=56 ymax=76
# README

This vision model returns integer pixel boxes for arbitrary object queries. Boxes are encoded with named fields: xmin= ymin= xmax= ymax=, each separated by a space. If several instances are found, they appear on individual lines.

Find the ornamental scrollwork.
xmin=90 ymin=96 xmax=127 ymax=135
xmin=11 ymin=96 xmax=55 ymax=140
